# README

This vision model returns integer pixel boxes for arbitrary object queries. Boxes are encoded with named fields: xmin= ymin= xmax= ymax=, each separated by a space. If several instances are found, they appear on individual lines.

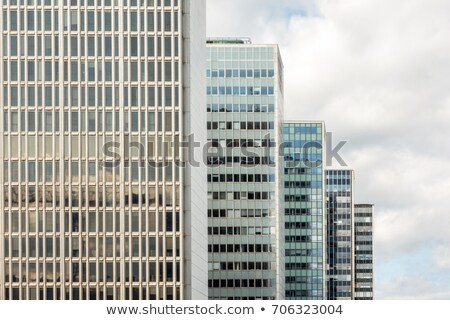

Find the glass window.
xmin=28 ymin=111 xmax=35 ymax=131
xmin=87 ymin=11 xmax=95 ymax=31
xmin=45 ymin=112 xmax=53 ymax=132
xmin=45 ymin=36 xmax=52 ymax=56
xmin=71 ymin=87 xmax=79 ymax=106
xmin=164 ymin=12 xmax=171 ymax=31
xmin=44 ymin=161 xmax=53 ymax=183
xmin=97 ymin=36 xmax=102 ymax=55
xmin=119 ymin=10 xmax=127 ymax=32
xmin=27 ymin=11 xmax=35 ymax=31
xmin=97 ymin=12 xmax=102 ymax=32
xmin=130 ymin=62 xmax=138 ymax=82
xmin=165 ymin=112 xmax=172 ymax=131
xmin=44 ymin=11 xmax=52 ymax=31
xmin=88 ymin=87 xmax=95 ymax=106
xmin=71 ymin=112 xmax=79 ymax=131
xmin=105 ymin=37 xmax=112 ymax=56
xmin=71 ymin=10 xmax=77 ymax=31
xmin=105 ymin=112 xmax=113 ymax=131
xmin=148 ymin=112 xmax=155 ymax=131
xmin=129 ymin=88 xmax=137 ymax=106
xmin=45 ymin=62 xmax=52 ymax=82
xmin=11 ymin=112 xmax=19 ymax=132
xmin=28 ymin=35 xmax=35 ymax=56
xmin=97 ymin=61 xmax=103 ymax=82
xmin=164 ymin=62 xmax=172 ymax=81
xmin=70 ymin=62 xmax=78 ymax=82
xmin=164 ymin=37 xmax=171 ymax=56
xmin=10 ymin=87 xmax=18 ymax=106
xmin=105 ymin=87 xmax=112 ymax=106
xmin=28 ymin=87 xmax=35 ymax=107
xmin=88 ymin=112 xmax=95 ymax=132
xmin=88 ymin=37 xmax=95 ymax=56
xmin=45 ymin=87 xmax=52 ymax=106
xmin=130 ymin=12 xmax=137 ymax=31
xmin=131 ymin=112 xmax=138 ymax=132
xmin=147 ymin=38 xmax=154 ymax=57
xmin=71 ymin=36 xmax=78 ymax=56
xmin=11 ymin=35 xmax=18 ymax=56
xmin=165 ymin=87 xmax=172 ymax=106
xmin=105 ymin=12 xmax=111 ymax=31
xmin=147 ymin=12 xmax=154 ymax=32
xmin=88 ymin=62 xmax=95 ymax=81
xmin=105 ymin=62 xmax=112 ymax=81
xmin=130 ymin=37 xmax=138 ymax=56
xmin=10 ymin=61 xmax=18 ymax=81
xmin=27 ymin=61 xmax=35 ymax=82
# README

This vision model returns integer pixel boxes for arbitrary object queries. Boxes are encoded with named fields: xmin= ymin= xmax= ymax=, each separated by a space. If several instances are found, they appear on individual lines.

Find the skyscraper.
xmin=354 ymin=204 xmax=374 ymax=300
xmin=283 ymin=121 xmax=326 ymax=300
xmin=0 ymin=0 xmax=207 ymax=300
xmin=206 ymin=38 xmax=285 ymax=300
xmin=325 ymin=169 xmax=355 ymax=300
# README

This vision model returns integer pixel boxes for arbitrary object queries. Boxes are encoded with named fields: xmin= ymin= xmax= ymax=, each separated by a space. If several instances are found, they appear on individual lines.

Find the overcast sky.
xmin=207 ymin=0 xmax=450 ymax=299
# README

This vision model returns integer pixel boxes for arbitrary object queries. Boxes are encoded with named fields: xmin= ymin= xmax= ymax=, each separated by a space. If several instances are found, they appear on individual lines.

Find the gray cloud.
xmin=208 ymin=0 xmax=450 ymax=298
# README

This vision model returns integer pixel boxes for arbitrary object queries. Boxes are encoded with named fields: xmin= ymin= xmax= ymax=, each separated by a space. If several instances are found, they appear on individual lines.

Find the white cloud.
xmin=377 ymin=277 xmax=450 ymax=300
xmin=208 ymin=0 xmax=450 ymax=298
xmin=433 ymin=245 xmax=450 ymax=270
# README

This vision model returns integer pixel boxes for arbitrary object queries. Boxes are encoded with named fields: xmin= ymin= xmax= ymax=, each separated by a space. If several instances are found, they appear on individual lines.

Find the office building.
xmin=283 ymin=121 xmax=326 ymax=300
xmin=0 ymin=0 xmax=208 ymax=300
xmin=206 ymin=38 xmax=285 ymax=300
xmin=354 ymin=204 xmax=373 ymax=300
xmin=325 ymin=169 xmax=354 ymax=300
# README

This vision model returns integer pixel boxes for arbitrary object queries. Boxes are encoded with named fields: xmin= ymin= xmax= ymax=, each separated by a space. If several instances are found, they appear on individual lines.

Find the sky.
xmin=207 ymin=0 xmax=450 ymax=299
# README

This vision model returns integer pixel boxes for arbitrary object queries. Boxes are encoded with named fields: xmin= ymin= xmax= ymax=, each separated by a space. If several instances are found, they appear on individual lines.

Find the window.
xmin=71 ymin=36 xmax=78 ymax=56
xmin=164 ymin=12 xmax=171 ymax=31
xmin=130 ymin=37 xmax=138 ymax=56
xmin=105 ymin=12 xmax=111 ymax=31
xmin=27 ymin=11 xmax=35 ymax=31
xmin=105 ymin=62 xmax=112 ymax=81
xmin=130 ymin=12 xmax=137 ymax=31
xmin=88 ymin=62 xmax=95 ymax=81
xmin=105 ymin=37 xmax=112 ymax=57
xmin=44 ymin=11 xmax=52 ymax=31
xmin=45 ymin=112 xmax=52 ymax=132
xmin=88 ymin=112 xmax=95 ymax=131
xmin=10 ymin=36 xmax=18 ymax=56
xmin=105 ymin=87 xmax=112 ymax=106
xmin=88 ymin=36 xmax=95 ymax=56
xmin=147 ymin=12 xmax=154 ymax=32
xmin=45 ymin=36 xmax=52 ymax=56
xmin=45 ymin=62 xmax=52 ymax=82
xmin=87 ymin=11 xmax=95 ymax=31
xmin=71 ymin=10 xmax=77 ymax=31
xmin=105 ymin=112 xmax=113 ymax=131
xmin=164 ymin=37 xmax=171 ymax=56
xmin=131 ymin=112 xmax=139 ymax=132
xmin=10 ymin=61 xmax=18 ymax=81
xmin=71 ymin=112 xmax=79 ymax=131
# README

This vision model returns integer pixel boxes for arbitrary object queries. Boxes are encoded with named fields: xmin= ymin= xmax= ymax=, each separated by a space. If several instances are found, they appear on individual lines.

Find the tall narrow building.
xmin=354 ymin=204 xmax=374 ymax=300
xmin=325 ymin=169 xmax=355 ymax=300
xmin=0 ymin=0 xmax=208 ymax=300
xmin=283 ymin=121 xmax=326 ymax=300
xmin=206 ymin=38 xmax=285 ymax=300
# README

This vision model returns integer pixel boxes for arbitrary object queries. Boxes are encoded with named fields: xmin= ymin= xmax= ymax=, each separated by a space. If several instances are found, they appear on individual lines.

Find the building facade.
xmin=283 ymin=121 xmax=325 ymax=300
xmin=354 ymin=204 xmax=373 ymax=300
xmin=325 ymin=169 xmax=354 ymax=300
xmin=0 ymin=0 xmax=208 ymax=300
xmin=206 ymin=39 xmax=285 ymax=300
